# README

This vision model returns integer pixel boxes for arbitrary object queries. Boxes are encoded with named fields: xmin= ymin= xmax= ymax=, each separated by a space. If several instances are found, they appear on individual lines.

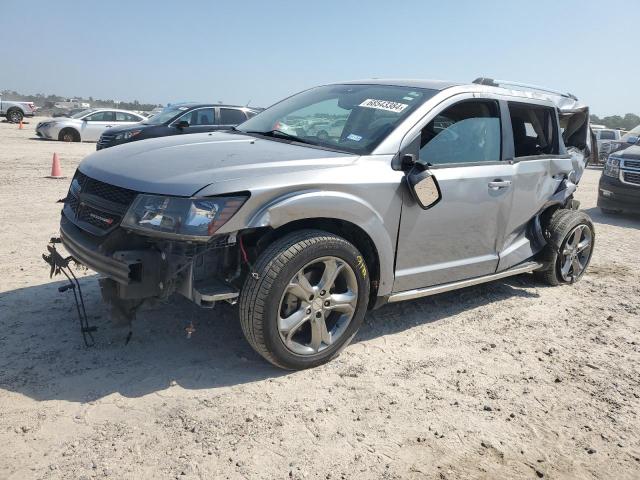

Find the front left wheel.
xmin=239 ymin=230 xmax=370 ymax=370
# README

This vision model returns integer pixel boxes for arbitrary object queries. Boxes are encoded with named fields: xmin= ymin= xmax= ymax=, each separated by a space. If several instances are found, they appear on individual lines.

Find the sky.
xmin=0 ymin=0 xmax=637 ymax=116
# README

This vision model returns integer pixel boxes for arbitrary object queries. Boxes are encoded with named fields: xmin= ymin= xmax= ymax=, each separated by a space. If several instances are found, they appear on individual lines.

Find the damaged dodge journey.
xmin=44 ymin=78 xmax=596 ymax=369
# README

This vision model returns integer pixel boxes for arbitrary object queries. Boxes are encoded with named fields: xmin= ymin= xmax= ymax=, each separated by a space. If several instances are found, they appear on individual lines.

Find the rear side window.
xmin=220 ymin=108 xmax=247 ymax=125
xmin=115 ymin=112 xmax=141 ymax=122
xmin=419 ymin=100 xmax=501 ymax=165
xmin=508 ymin=103 xmax=559 ymax=157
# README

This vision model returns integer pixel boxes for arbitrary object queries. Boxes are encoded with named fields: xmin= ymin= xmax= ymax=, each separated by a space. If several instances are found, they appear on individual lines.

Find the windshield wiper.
xmin=244 ymin=129 xmax=316 ymax=145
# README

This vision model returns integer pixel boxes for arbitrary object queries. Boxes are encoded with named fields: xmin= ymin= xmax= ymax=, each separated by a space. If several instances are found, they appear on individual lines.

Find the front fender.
xmin=247 ymin=190 xmax=396 ymax=296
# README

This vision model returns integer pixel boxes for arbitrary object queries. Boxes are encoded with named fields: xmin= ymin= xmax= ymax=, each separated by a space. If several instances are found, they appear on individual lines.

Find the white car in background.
xmin=35 ymin=109 xmax=146 ymax=142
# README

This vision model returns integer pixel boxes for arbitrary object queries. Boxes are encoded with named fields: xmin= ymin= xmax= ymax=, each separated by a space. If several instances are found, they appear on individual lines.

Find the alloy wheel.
xmin=278 ymin=256 xmax=358 ymax=356
xmin=559 ymin=224 xmax=593 ymax=282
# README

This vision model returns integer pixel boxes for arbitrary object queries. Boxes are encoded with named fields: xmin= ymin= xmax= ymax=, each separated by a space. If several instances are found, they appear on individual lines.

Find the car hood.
xmin=40 ymin=117 xmax=82 ymax=125
xmin=616 ymin=145 xmax=640 ymax=160
xmin=103 ymin=123 xmax=155 ymax=135
xmin=78 ymin=131 xmax=357 ymax=196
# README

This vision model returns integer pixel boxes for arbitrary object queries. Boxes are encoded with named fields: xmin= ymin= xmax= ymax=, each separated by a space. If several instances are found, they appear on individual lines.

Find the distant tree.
xmin=591 ymin=113 xmax=640 ymax=131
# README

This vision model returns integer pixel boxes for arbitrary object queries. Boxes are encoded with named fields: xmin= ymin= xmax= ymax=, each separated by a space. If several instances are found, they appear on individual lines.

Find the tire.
xmin=239 ymin=229 xmax=370 ymax=370
xmin=59 ymin=128 xmax=80 ymax=142
xmin=535 ymin=209 xmax=595 ymax=286
xmin=6 ymin=108 xmax=23 ymax=124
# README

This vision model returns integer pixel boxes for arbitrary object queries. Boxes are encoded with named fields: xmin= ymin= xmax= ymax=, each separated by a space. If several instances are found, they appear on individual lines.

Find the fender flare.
xmin=247 ymin=190 xmax=396 ymax=296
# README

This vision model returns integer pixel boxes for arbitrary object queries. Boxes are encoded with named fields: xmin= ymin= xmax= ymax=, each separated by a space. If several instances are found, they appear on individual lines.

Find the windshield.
xmin=237 ymin=84 xmax=437 ymax=154
xmin=143 ymin=106 xmax=189 ymax=125
xmin=71 ymin=109 xmax=94 ymax=119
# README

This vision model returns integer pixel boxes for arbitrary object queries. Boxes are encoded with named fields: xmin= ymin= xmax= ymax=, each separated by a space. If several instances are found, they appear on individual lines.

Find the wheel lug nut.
xmin=324 ymin=301 xmax=330 ymax=307
xmin=315 ymin=312 xmax=322 ymax=318
xmin=306 ymin=308 xmax=311 ymax=314
xmin=320 ymin=290 xmax=326 ymax=296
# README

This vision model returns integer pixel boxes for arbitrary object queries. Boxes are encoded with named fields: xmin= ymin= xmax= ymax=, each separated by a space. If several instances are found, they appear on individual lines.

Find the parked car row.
xmin=32 ymin=102 xmax=263 ymax=147
xmin=96 ymin=103 xmax=262 ymax=150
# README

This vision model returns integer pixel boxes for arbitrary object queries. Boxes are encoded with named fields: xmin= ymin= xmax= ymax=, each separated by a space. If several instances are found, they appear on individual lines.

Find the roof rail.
xmin=472 ymin=77 xmax=578 ymax=101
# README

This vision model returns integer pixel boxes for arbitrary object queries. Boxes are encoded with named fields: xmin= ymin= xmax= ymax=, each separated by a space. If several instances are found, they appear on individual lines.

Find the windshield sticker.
xmin=178 ymin=107 xmax=189 ymax=110
xmin=402 ymin=96 xmax=414 ymax=101
xmin=408 ymin=92 xmax=421 ymax=97
xmin=359 ymin=99 xmax=408 ymax=113
xmin=346 ymin=133 xmax=363 ymax=141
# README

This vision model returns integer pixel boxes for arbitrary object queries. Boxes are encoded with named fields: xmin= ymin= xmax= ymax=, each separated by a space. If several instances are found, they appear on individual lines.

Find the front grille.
xmin=623 ymin=159 xmax=640 ymax=170
xmin=623 ymin=171 xmax=640 ymax=185
xmin=74 ymin=171 xmax=137 ymax=206
xmin=96 ymin=134 xmax=115 ymax=150
xmin=65 ymin=170 xmax=138 ymax=235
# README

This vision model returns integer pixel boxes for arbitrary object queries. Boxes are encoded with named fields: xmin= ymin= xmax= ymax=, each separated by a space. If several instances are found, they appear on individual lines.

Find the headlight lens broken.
xmin=122 ymin=194 xmax=247 ymax=240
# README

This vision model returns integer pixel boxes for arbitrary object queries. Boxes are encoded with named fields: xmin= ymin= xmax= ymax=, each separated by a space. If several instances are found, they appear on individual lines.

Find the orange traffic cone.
xmin=18 ymin=120 xmax=23 ymax=129
xmin=47 ymin=153 xmax=65 ymax=179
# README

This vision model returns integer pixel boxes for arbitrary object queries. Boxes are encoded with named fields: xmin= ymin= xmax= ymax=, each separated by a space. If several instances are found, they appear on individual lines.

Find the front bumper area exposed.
xmin=61 ymin=216 xmax=133 ymax=284
xmin=59 ymin=214 xmax=239 ymax=305
xmin=61 ymin=215 xmax=166 ymax=301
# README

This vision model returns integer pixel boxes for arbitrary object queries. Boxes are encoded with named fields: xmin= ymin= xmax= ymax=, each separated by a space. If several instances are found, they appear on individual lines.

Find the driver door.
xmin=394 ymin=98 xmax=515 ymax=292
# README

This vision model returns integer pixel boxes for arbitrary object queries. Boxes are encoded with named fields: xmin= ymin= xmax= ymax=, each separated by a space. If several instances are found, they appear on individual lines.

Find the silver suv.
xmin=47 ymin=78 xmax=596 ymax=369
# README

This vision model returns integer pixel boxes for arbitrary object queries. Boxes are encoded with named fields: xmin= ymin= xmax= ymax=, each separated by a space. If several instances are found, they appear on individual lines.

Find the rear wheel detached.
xmin=239 ymin=230 xmax=370 ymax=370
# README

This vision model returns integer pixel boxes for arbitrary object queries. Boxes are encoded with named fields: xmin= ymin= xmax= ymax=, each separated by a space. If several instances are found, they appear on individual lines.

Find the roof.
xmin=336 ymin=78 xmax=460 ymax=90
xmin=166 ymin=102 xmax=261 ymax=110
xmin=332 ymin=78 xmax=587 ymax=111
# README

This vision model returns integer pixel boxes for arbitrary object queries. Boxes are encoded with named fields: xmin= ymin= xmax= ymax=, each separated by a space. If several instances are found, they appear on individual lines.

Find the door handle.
xmin=105 ymin=125 xmax=112 ymax=128
xmin=488 ymin=180 xmax=512 ymax=190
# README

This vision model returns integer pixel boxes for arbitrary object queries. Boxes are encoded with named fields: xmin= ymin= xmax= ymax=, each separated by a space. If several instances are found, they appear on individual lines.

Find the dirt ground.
xmin=0 ymin=120 xmax=638 ymax=480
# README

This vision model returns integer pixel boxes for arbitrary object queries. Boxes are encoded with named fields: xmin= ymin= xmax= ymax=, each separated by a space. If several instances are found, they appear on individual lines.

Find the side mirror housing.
xmin=406 ymin=167 xmax=441 ymax=210
xmin=626 ymin=136 xmax=638 ymax=144
xmin=175 ymin=120 xmax=189 ymax=129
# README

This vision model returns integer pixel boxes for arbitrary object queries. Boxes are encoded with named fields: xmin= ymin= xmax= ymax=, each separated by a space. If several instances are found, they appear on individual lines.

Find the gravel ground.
xmin=0 ymin=120 xmax=639 ymax=480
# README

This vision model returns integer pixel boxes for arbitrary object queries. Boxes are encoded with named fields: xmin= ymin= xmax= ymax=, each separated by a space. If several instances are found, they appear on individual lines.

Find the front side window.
xmin=71 ymin=109 xmax=94 ymax=119
xmin=419 ymin=100 xmax=501 ymax=165
xmin=219 ymin=108 xmax=247 ymax=125
xmin=143 ymin=106 xmax=188 ymax=125
xmin=85 ymin=111 xmax=116 ymax=122
xmin=177 ymin=108 xmax=215 ymax=126
xmin=509 ymin=103 xmax=559 ymax=157
xmin=237 ymin=84 xmax=438 ymax=154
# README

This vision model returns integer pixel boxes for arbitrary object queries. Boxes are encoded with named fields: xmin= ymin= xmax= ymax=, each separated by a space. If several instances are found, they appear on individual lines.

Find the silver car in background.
xmin=35 ymin=108 xmax=146 ymax=142
xmin=46 ymin=78 xmax=595 ymax=370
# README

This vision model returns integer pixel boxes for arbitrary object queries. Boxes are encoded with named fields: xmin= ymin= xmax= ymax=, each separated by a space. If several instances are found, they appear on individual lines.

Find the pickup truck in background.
xmin=594 ymin=128 xmax=623 ymax=162
xmin=0 ymin=96 xmax=37 ymax=123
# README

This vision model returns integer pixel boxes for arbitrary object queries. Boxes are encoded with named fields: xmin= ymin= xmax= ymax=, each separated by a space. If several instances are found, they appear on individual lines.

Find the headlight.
xmin=603 ymin=156 xmax=620 ymax=178
xmin=121 ymin=194 xmax=247 ymax=240
xmin=115 ymin=129 xmax=142 ymax=141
